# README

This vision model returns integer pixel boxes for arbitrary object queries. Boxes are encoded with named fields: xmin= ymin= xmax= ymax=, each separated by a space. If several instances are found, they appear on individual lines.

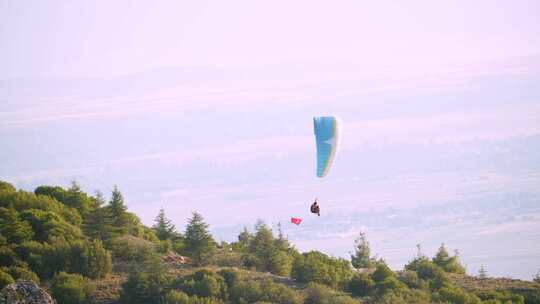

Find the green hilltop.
xmin=0 ymin=180 xmax=539 ymax=304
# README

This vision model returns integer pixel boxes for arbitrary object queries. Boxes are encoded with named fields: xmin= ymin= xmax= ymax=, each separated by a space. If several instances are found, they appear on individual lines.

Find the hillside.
xmin=1 ymin=180 xmax=539 ymax=304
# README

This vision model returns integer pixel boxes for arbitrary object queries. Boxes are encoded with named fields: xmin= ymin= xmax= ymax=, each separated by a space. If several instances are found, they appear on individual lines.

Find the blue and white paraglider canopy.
xmin=313 ymin=116 xmax=342 ymax=178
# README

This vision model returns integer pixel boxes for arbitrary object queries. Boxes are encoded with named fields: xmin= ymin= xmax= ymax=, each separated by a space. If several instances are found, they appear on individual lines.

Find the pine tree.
xmin=351 ymin=231 xmax=373 ymax=269
xmin=433 ymin=243 xmax=465 ymax=274
xmin=94 ymin=190 xmax=106 ymax=207
xmin=65 ymin=180 xmax=92 ymax=216
xmin=109 ymin=186 xmax=127 ymax=218
xmin=84 ymin=192 xmax=114 ymax=241
xmin=250 ymin=221 xmax=275 ymax=271
xmin=478 ymin=265 xmax=488 ymax=279
xmin=108 ymin=186 xmax=128 ymax=233
xmin=433 ymin=243 xmax=450 ymax=266
xmin=184 ymin=212 xmax=215 ymax=266
xmin=152 ymin=208 xmax=176 ymax=241
xmin=238 ymin=227 xmax=252 ymax=249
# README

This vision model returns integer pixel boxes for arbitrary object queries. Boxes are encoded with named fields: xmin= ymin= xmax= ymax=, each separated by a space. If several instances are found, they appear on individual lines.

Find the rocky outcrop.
xmin=0 ymin=280 xmax=54 ymax=304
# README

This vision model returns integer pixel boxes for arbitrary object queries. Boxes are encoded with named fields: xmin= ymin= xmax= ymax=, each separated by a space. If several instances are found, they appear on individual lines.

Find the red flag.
xmin=291 ymin=217 xmax=302 ymax=225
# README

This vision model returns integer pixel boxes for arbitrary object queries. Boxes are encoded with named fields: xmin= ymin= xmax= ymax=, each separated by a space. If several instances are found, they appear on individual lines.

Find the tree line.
xmin=1 ymin=180 xmax=539 ymax=304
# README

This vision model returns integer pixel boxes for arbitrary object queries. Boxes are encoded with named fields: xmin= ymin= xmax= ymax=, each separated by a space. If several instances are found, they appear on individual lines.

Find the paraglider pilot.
xmin=310 ymin=198 xmax=320 ymax=216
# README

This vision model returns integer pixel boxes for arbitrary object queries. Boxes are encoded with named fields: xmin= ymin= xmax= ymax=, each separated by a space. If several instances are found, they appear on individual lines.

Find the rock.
xmin=0 ymin=280 xmax=54 ymax=304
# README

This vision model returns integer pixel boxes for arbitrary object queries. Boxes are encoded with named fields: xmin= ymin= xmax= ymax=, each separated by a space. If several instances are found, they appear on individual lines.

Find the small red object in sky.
xmin=291 ymin=217 xmax=302 ymax=225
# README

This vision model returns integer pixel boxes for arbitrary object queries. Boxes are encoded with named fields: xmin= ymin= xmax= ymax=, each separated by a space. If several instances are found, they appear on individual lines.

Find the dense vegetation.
xmin=0 ymin=180 xmax=539 ymax=304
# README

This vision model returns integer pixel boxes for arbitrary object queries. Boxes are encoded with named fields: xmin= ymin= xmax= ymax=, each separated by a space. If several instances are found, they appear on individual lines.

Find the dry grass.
xmin=447 ymin=273 xmax=540 ymax=292
xmin=88 ymin=273 xmax=127 ymax=304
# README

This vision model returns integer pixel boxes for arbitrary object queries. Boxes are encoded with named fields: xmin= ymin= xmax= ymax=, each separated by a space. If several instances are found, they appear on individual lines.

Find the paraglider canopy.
xmin=313 ymin=116 xmax=341 ymax=178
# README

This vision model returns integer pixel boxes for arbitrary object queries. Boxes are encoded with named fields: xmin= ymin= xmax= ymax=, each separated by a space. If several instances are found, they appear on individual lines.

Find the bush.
xmin=172 ymin=270 xmax=227 ymax=300
xmin=475 ymin=290 xmax=524 ymax=304
xmin=0 ymin=246 xmax=18 ymax=267
xmin=437 ymin=286 xmax=481 ymax=304
xmin=371 ymin=263 xmax=394 ymax=283
xmin=108 ymin=235 xmax=157 ymax=263
xmin=348 ymin=272 xmax=374 ymax=296
xmin=230 ymin=279 xmax=301 ymax=304
xmin=398 ymin=270 xmax=425 ymax=290
xmin=82 ymin=239 xmax=112 ymax=279
xmin=51 ymin=272 xmax=93 ymax=304
xmin=120 ymin=257 xmax=172 ymax=304
xmin=292 ymin=251 xmax=353 ymax=289
xmin=304 ymin=283 xmax=358 ymax=304
xmin=0 ymin=269 xmax=14 ymax=289
xmin=3 ymin=266 xmax=40 ymax=284
xmin=217 ymin=268 xmax=242 ymax=290
xmin=164 ymin=290 xmax=190 ymax=304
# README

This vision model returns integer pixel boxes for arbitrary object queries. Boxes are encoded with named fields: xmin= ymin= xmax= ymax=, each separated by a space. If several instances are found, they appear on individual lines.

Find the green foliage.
xmin=0 ymin=269 xmax=14 ymax=289
xmin=237 ymin=227 xmax=252 ymax=249
xmin=0 ymin=181 xmax=15 ymax=193
xmin=350 ymin=231 xmax=373 ymax=269
xmin=2 ymin=265 xmax=40 ymax=284
xmin=108 ymin=235 xmax=157 ymax=263
xmin=0 ymin=206 xmax=34 ymax=244
xmin=398 ymin=270 xmax=427 ymax=290
xmin=173 ymin=270 xmax=227 ymax=300
xmin=436 ymin=286 xmax=481 ymax=304
xmin=0 ymin=246 xmax=18 ymax=267
xmin=1 ymin=188 xmax=82 ymax=226
xmin=184 ymin=212 xmax=216 ymax=266
xmin=235 ymin=222 xmax=295 ymax=275
xmin=432 ymin=244 xmax=466 ymax=274
xmin=249 ymin=221 xmax=275 ymax=270
xmin=217 ymin=268 xmax=242 ymax=290
xmin=348 ymin=272 xmax=374 ymax=297
xmin=35 ymin=182 xmax=95 ymax=217
xmin=475 ymin=290 xmax=525 ymax=304
xmin=108 ymin=186 xmax=128 ymax=229
xmin=164 ymin=290 xmax=191 ymax=304
xmin=153 ymin=208 xmax=177 ymax=241
xmin=83 ymin=204 xmax=114 ymax=241
xmin=292 ymin=251 xmax=353 ymax=289
xmin=0 ymin=181 xmax=534 ymax=304
xmin=120 ymin=256 xmax=172 ymax=304
xmin=230 ymin=278 xmax=301 ymax=304
xmin=81 ymin=239 xmax=112 ymax=279
xmin=405 ymin=258 xmax=449 ymax=291
xmin=51 ymin=272 xmax=94 ymax=304
xmin=304 ymin=283 xmax=359 ymax=304
xmin=371 ymin=263 xmax=394 ymax=283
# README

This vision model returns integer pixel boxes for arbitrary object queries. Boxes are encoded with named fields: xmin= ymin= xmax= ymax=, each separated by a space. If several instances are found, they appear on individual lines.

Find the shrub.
xmin=304 ymin=283 xmax=358 ymax=304
xmin=437 ymin=286 xmax=481 ymax=304
xmin=398 ymin=270 xmax=425 ymax=289
xmin=164 ymin=290 xmax=190 ymax=304
xmin=51 ymin=272 xmax=92 ymax=304
xmin=0 ymin=269 xmax=14 ymax=289
xmin=0 ymin=246 xmax=18 ymax=267
xmin=348 ymin=272 xmax=374 ymax=297
xmin=108 ymin=235 xmax=157 ymax=263
xmin=120 ymin=257 xmax=172 ymax=304
xmin=292 ymin=251 xmax=353 ymax=289
xmin=172 ymin=270 xmax=227 ymax=300
xmin=4 ymin=266 xmax=40 ymax=284
xmin=82 ymin=239 xmax=112 ymax=279
xmin=371 ymin=263 xmax=394 ymax=283
xmin=218 ymin=268 xmax=242 ymax=290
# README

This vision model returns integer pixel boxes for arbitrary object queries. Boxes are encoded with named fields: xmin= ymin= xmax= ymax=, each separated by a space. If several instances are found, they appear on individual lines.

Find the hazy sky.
xmin=1 ymin=1 xmax=540 ymax=279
